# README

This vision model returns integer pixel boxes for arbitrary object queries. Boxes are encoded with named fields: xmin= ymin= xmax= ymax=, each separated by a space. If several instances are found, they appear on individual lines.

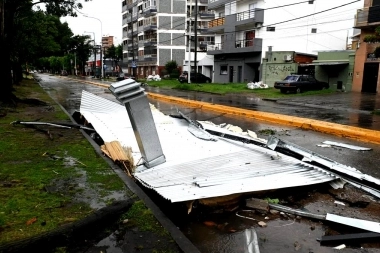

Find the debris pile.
xmin=247 ymin=81 xmax=269 ymax=89
xmin=101 ymin=141 xmax=135 ymax=175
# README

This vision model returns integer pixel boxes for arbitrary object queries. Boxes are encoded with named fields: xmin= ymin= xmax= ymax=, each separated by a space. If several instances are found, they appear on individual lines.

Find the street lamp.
xmin=84 ymin=31 xmax=97 ymax=77
xmin=84 ymin=14 xmax=103 ymax=79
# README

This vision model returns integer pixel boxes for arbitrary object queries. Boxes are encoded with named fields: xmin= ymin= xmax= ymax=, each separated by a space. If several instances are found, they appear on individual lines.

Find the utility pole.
xmin=188 ymin=0 xmax=192 ymax=83
xmin=194 ymin=0 xmax=198 ymax=82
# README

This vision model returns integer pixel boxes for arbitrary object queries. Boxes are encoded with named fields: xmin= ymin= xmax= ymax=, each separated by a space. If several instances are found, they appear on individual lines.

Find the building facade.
xmin=121 ymin=0 xmax=215 ymax=79
xmin=102 ymin=36 xmax=115 ymax=53
xmin=206 ymin=0 xmax=362 ymax=83
xmin=352 ymin=0 xmax=380 ymax=93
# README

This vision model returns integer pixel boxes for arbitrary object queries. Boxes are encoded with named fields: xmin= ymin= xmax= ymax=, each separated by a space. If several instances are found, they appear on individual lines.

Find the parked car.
xmin=178 ymin=72 xmax=212 ymax=83
xmin=60 ymin=70 xmax=68 ymax=76
xmin=274 ymin=74 xmax=329 ymax=94
xmin=116 ymin=73 xmax=136 ymax=81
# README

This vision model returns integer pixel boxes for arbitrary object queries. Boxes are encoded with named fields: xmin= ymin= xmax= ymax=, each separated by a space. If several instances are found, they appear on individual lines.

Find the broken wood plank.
xmin=246 ymin=198 xmax=269 ymax=212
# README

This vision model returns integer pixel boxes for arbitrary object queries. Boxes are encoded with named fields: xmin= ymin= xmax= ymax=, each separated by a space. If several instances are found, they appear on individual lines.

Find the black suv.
xmin=274 ymin=74 xmax=329 ymax=94
xmin=178 ymin=72 xmax=212 ymax=83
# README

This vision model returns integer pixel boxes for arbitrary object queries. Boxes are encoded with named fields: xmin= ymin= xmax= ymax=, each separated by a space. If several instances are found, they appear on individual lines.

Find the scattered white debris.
xmin=258 ymin=221 xmax=267 ymax=227
xmin=322 ymin=141 xmax=371 ymax=151
xmin=317 ymin=144 xmax=331 ymax=148
xmin=326 ymin=213 xmax=380 ymax=233
xmin=247 ymin=81 xmax=268 ymax=89
xmin=146 ymin=74 xmax=161 ymax=81
xmin=333 ymin=244 xmax=346 ymax=250
xmin=334 ymin=200 xmax=346 ymax=206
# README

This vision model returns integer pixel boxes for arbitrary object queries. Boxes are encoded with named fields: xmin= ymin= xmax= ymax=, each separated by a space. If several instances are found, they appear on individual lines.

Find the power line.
xmin=263 ymin=0 xmax=360 ymax=28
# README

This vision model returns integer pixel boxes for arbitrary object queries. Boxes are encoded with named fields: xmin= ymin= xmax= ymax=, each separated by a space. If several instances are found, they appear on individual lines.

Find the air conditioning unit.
xmin=284 ymin=54 xmax=292 ymax=61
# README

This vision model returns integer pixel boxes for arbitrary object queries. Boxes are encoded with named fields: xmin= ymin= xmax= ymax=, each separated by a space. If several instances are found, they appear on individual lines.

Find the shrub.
xmin=165 ymin=60 xmax=178 ymax=75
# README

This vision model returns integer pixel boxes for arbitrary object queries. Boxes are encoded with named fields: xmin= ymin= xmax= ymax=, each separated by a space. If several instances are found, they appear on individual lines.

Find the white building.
xmin=206 ymin=0 xmax=363 ymax=83
xmin=121 ymin=0 xmax=215 ymax=79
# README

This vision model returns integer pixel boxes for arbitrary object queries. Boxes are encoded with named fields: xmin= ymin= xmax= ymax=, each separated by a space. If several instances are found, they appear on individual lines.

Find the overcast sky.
xmin=60 ymin=0 xmax=122 ymax=45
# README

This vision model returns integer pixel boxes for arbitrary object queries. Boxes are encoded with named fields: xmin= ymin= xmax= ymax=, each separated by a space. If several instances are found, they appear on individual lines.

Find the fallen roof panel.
xmin=79 ymin=91 xmax=340 ymax=203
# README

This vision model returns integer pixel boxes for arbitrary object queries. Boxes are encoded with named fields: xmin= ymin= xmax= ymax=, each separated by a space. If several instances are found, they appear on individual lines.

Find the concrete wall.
xmin=213 ymin=53 xmax=261 ymax=83
xmin=314 ymin=50 xmax=355 ymax=91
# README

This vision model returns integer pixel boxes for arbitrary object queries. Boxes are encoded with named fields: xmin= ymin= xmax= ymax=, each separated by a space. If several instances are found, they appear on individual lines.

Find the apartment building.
xmin=206 ymin=0 xmax=362 ymax=84
xmin=102 ymin=36 xmax=115 ymax=53
xmin=352 ymin=0 xmax=380 ymax=93
xmin=121 ymin=0 xmax=215 ymax=78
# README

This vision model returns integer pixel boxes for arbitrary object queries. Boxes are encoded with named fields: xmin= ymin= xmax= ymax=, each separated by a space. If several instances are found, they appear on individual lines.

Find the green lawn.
xmin=144 ymin=79 xmax=335 ymax=98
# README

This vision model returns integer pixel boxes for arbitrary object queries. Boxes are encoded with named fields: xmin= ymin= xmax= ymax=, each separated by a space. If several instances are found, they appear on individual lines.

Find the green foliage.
xmin=164 ymin=60 xmax=178 ymax=75
xmin=363 ymin=34 xmax=380 ymax=43
xmin=146 ymin=79 xmax=334 ymax=98
xmin=374 ymin=47 xmax=380 ymax=58
xmin=169 ymin=69 xmax=180 ymax=78
xmin=264 ymin=198 xmax=280 ymax=204
xmin=0 ymin=79 xmax=129 ymax=244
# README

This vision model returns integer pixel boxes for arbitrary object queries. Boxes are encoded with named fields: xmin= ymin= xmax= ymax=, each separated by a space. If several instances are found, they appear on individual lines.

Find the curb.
xmin=147 ymin=93 xmax=380 ymax=145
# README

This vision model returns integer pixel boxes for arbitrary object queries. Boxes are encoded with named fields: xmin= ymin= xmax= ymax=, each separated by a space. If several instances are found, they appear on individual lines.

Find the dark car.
xmin=116 ymin=73 xmax=136 ymax=81
xmin=178 ymin=72 xmax=211 ymax=83
xmin=60 ymin=70 xmax=68 ymax=76
xmin=274 ymin=74 xmax=329 ymax=94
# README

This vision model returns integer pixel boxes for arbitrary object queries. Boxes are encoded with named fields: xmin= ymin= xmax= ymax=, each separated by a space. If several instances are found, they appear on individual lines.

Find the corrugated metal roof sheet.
xmin=79 ymin=91 xmax=339 ymax=203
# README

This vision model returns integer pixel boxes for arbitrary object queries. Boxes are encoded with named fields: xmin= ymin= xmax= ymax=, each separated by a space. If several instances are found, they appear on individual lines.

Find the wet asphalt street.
xmin=36 ymin=74 xmax=380 ymax=253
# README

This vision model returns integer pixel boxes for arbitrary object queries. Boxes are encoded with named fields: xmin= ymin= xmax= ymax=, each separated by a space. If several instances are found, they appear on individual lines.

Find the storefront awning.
xmin=300 ymin=60 xmax=349 ymax=66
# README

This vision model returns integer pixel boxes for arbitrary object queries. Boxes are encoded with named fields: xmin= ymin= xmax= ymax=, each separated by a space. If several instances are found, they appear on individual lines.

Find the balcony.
xmin=199 ymin=41 xmax=214 ymax=51
xmin=207 ymin=42 xmax=223 ymax=51
xmin=132 ymin=13 xmax=138 ymax=22
xmin=144 ymin=6 xmax=157 ymax=16
xmin=198 ymin=26 xmax=209 ymax=34
xmin=126 ymin=0 xmax=137 ymax=9
xmin=144 ymin=54 xmax=157 ymax=61
xmin=207 ymin=38 xmax=262 ymax=55
xmin=354 ymin=6 xmax=380 ymax=28
xmin=144 ymin=39 xmax=157 ymax=47
xmin=207 ymin=17 xmax=225 ymax=33
xmin=143 ymin=23 xmax=158 ymax=31
xmin=235 ymin=8 xmax=264 ymax=28
xmin=199 ymin=11 xmax=215 ymax=19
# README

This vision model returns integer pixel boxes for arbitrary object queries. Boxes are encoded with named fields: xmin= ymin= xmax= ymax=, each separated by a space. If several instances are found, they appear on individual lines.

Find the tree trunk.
xmin=0 ymin=0 xmax=16 ymax=103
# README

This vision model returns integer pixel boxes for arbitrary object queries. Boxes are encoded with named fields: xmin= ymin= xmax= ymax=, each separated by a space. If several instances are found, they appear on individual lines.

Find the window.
xmin=220 ymin=65 xmax=228 ymax=75
xmin=266 ymin=27 xmax=275 ymax=32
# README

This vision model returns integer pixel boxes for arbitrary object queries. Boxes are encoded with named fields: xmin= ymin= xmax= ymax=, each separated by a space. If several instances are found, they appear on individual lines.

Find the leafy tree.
xmin=165 ymin=60 xmax=178 ymax=75
xmin=104 ymin=44 xmax=123 ymax=75
xmin=0 ymin=0 xmax=90 ymax=104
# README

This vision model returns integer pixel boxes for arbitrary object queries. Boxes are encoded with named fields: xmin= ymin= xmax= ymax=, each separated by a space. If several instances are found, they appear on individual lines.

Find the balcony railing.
xmin=144 ymin=6 xmax=157 ymax=16
xmin=143 ymin=23 xmax=158 ymax=31
xmin=144 ymin=54 xmax=157 ymax=61
xmin=199 ymin=11 xmax=215 ymax=19
xmin=144 ymin=39 xmax=157 ymax=47
xmin=235 ymin=39 xmax=254 ymax=48
xmin=355 ymin=6 xmax=380 ymax=28
xmin=207 ymin=42 xmax=223 ymax=51
xmin=208 ymin=17 xmax=225 ymax=28
xmin=236 ymin=9 xmax=255 ymax=21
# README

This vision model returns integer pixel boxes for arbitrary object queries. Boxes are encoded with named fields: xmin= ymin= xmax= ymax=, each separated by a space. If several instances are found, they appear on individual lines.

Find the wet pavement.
xmin=36 ymin=74 xmax=380 ymax=253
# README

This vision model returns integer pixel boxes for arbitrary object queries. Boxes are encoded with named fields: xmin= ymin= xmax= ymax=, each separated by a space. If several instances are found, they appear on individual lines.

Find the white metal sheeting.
xmin=79 ymin=91 xmax=339 ymax=203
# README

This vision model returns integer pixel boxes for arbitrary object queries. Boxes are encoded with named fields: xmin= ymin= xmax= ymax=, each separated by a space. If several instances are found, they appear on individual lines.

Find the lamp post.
xmin=84 ymin=14 xmax=103 ymax=79
xmin=84 ymin=31 xmax=96 ymax=76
